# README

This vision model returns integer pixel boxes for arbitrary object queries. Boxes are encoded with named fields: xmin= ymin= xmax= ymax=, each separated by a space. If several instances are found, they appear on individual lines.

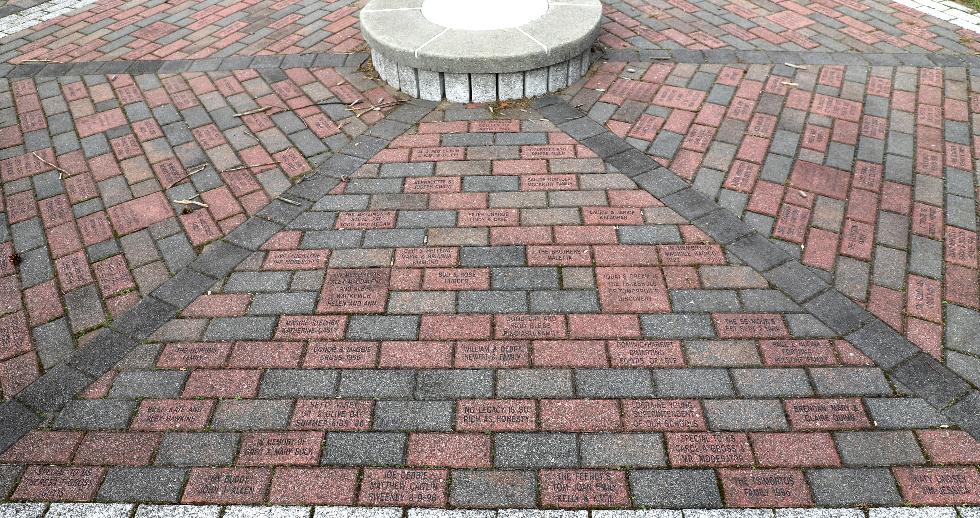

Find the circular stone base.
xmin=372 ymin=49 xmax=592 ymax=102
xmin=361 ymin=0 xmax=601 ymax=102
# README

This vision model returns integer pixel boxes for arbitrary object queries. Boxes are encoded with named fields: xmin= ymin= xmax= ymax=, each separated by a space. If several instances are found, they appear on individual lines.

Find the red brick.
xmin=784 ymin=398 xmax=870 ymax=430
xmin=107 ymin=191 xmax=174 ymax=235
xmin=568 ymin=315 xmax=641 ymax=338
xmin=420 ymin=315 xmax=491 ymax=340
xmin=541 ymin=399 xmax=621 ymax=431
xmin=894 ymin=467 xmax=980 ymax=505
xmin=750 ymin=432 xmax=841 ymax=467
xmin=92 ymin=254 xmax=135 ymax=296
xmin=0 ymin=311 xmax=31 ymax=361
xmin=623 ymin=399 xmax=706 ymax=431
xmin=667 ymin=432 xmax=753 ymax=466
xmin=494 ymin=314 xmax=567 ymax=339
xmin=455 ymin=340 xmax=529 ymax=367
xmin=521 ymin=175 xmax=577 ymax=191
xmin=303 ymin=341 xmax=377 ymax=368
xmin=419 ymin=121 xmax=468 ymax=133
xmin=810 ymin=93 xmax=862 ymax=122
xmin=229 ymin=341 xmax=303 ymax=368
xmin=555 ymin=225 xmax=618 ymax=245
xmin=609 ymin=339 xmax=683 ymax=367
xmin=946 ymin=226 xmax=978 ymax=267
xmin=759 ymin=339 xmax=837 ymax=366
xmin=907 ymin=317 xmax=942 ymax=359
xmin=490 ymin=226 xmax=552 ymax=246
xmin=789 ymin=161 xmax=850 ymax=199
xmin=157 ymin=342 xmax=231 ymax=368
xmin=182 ymin=369 xmax=260 ymax=398
xmin=379 ymin=341 xmax=452 ymax=368
xmin=358 ymin=468 xmax=448 ymax=507
xmin=456 ymin=399 xmax=536 ymax=431
xmin=407 ymin=433 xmax=491 ymax=467
xmin=23 ymin=280 xmax=63 ymax=326
xmin=268 ymin=467 xmax=358 ymax=505
xmin=917 ymin=430 xmax=980 ymax=465
xmin=945 ymin=265 xmax=979 ymax=309
xmin=720 ymin=468 xmax=813 ymax=507
xmin=907 ymin=275 xmax=942 ymax=323
xmin=539 ymin=470 xmax=630 ymax=508
xmin=237 ymin=431 xmax=323 ymax=465
xmin=653 ymin=86 xmax=706 ymax=110
xmin=0 ymin=431 xmax=83 ymax=464
xmin=533 ymin=340 xmax=607 ymax=367
xmin=291 ymin=399 xmax=372 ymax=430
xmin=182 ymin=467 xmax=271 ymax=504
xmin=73 ymin=432 xmax=160 ymax=466
xmin=13 ymin=466 xmax=104 ymax=501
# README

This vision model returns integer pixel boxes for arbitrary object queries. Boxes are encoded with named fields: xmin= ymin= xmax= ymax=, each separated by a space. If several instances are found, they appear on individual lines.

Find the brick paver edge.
xmin=0 ymin=96 xmax=439 ymax=453
xmin=530 ymin=94 xmax=980 ymax=441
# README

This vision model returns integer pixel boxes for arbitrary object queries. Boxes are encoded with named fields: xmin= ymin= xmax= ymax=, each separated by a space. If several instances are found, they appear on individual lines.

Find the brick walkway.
xmin=0 ymin=0 xmax=979 ymax=511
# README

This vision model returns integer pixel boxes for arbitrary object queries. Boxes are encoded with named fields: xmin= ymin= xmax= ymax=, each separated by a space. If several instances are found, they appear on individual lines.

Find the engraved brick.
xmin=539 ymin=470 xmax=630 ymax=508
xmin=132 ymin=400 xmax=214 ymax=431
xmin=720 ymin=468 xmax=813 ymax=507
xmin=784 ymin=398 xmax=871 ymax=430
xmin=666 ymin=432 xmax=753 ymax=466
xmin=182 ymin=467 xmax=271 ymax=504
xmin=456 ymin=399 xmax=536 ymax=431
xmin=623 ymin=399 xmax=707 ymax=431
xmin=358 ymin=468 xmax=448 ymax=506
xmin=318 ymin=269 xmax=390 ymax=314
xmin=713 ymin=313 xmax=789 ymax=338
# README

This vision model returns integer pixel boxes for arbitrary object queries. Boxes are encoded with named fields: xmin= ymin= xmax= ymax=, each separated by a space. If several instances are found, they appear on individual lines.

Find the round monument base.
xmin=360 ymin=0 xmax=602 ymax=102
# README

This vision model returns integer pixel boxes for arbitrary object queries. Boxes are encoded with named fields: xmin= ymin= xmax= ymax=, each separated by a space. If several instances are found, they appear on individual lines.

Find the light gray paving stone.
xmin=223 ymin=507 xmax=312 ymax=518
xmin=46 ymin=505 xmax=134 ymax=518
xmin=0 ymin=505 xmax=46 ymax=518
xmin=867 ymin=509 xmax=956 ymax=518
xmin=312 ymin=507 xmax=401 ymax=518
xmin=134 ymin=505 xmax=221 ymax=518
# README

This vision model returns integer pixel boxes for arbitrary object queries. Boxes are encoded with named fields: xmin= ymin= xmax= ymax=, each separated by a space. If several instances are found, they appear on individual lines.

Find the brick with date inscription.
xmin=784 ymin=398 xmax=870 ymax=430
xmin=291 ymin=399 xmax=372 ymax=430
xmin=539 ymin=470 xmax=630 ymax=508
xmin=713 ymin=313 xmax=789 ymax=338
xmin=720 ymin=468 xmax=813 ymax=507
xmin=182 ymin=467 xmax=271 ymax=504
xmin=318 ymin=268 xmax=390 ymax=314
xmin=358 ymin=468 xmax=448 ymax=507
xmin=623 ymin=399 xmax=707 ymax=431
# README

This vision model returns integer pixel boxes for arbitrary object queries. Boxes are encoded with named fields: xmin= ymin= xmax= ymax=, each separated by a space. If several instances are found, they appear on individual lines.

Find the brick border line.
xmin=0 ymin=52 xmax=369 ymax=78
xmin=4 ymin=46 xmax=980 ymax=80
xmin=600 ymin=48 xmax=980 ymax=68
xmin=531 ymin=95 xmax=980 ymax=441
xmin=0 ymin=97 xmax=437 ymax=454
xmin=1 ymin=503 xmax=979 ymax=518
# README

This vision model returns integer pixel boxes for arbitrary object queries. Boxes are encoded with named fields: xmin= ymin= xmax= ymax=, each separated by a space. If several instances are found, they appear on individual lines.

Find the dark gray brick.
xmin=576 ymin=369 xmax=654 ymax=397
xmin=259 ymin=369 xmax=338 ymax=398
xmin=732 ymin=368 xmax=812 ymax=397
xmin=640 ymin=314 xmax=715 ymax=339
xmin=107 ymin=370 xmax=187 ymax=399
xmin=53 ymin=400 xmax=135 ymax=430
xmin=417 ymin=370 xmax=493 ymax=399
xmin=211 ymin=400 xmax=291 ymax=430
xmin=155 ymin=433 xmax=238 ymax=466
xmin=98 ymin=467 xmax=187 ymax=503
xmin=811 ymin=368 xmax=893 ymax=396
xmin=580 ymin=433 xmax=666 ymax=467
xmin=450 ymin=470 xmax=537 ymax=508
xmin=322 ymin=432 xmax=405 ymax=466
xmin=630 ymin=469 xmax=722 ymax=508
xmin=496 ymin=369 xmax=573 ymax=398
xmin=346 ymin=316 xmax=419 ymax=340
xmin=373 ymin=401 xmax=452 ymax=431
xmin=704 ymin=399 xmax=788 ymax=430
xmin=653 ymin=368 xmax=734 ymax=397
xmin=338 ymin=370 xmax=415 ymax=399
xmin=807 ymin=468 xmax=902 ymax=505
xmin=494 ymin=433 xmax=577 ymax=467
xmin=864 ymin=398 xmax=949 ymax=429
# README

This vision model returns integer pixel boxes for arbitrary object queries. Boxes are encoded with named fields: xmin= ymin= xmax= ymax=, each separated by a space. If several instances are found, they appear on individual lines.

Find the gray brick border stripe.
xmin=600 ymin=48 xmax=980 ymax=68
xmin=0 ymin=97 xmax=437 ymax=454
xmin=4 ymin=47 xmax=980 ymax=80
xmin=0 ymin=52 xmax=369 ymax=78
xmin=531 ymin=94 xmax=980 ymax=441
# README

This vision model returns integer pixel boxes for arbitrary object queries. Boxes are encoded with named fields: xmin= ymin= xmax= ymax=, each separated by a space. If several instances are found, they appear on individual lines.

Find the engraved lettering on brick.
xmin=304 ymin=341 xmax=377 ymax=367
xmin=657 ymin=244 xmax=726 ymax=265
xmin=609 ymin=340 xmax=683 ymax=367
xmin=275 ymin=315 xmax=346 ymax=340
xmin=495 ymin=314 xmax=566 ymax=339
xmin=457 ymin=399 xmax=536 ymax=431
xmin=623 ymin=399 xmax=707 ymax=431
xmin=359 ymin=468 xmax=447 ymax=506
xmin=263 ymin=250 xmax=331 ymax=270
xmin=291 ymin=400 xmax=372 ymax=430
xmin=720 ymin=469 xmax=813 ymax=507
xmin=714 ymin=313 xmax=789 ymax=338
xmin=458 ymin=209 xmax=518 ymax=227
xmin=759 ymin=340 xmax=836 ymax=366
xmin=132 ymin=400 xmax=213 ymax=430
xmin=455 ymin=340 xmax=530 ymax=367
xmin=411 ymin=147 xmax=464 ymax=161
xmin=238 ymin=432 xmax=322 ymax=465
xmin=318 ymin=269 xmax=390 ymax=314
xmin=520 ymin=174 xmax=577 ymax=191
xmin=582 ymin=207 xmax=643 ymax=225
xmin=785 ymin=398 xmax=870 ymax=430
xmin=404 ymin=176 xmax=460 ymax=193
xmin=335 ymin=211 xmax=396 ymax=229
xmin=653 ymin=86 xmax=706 ymax=110
xmin=394 ymin=247 xmax=457 ymax=267
xmin=596 ymin=267 xmax=670 ymax=313
xmin=527 ymin=246 xmax=592 ymax=266
xmin=540 ymin=470 xmax=630 ymax=508
xmin=668 ymin=432 xmax=753 ymax=466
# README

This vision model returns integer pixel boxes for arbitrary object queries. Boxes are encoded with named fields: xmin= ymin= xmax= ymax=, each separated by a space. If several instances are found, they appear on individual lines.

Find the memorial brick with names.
xmin=422 ymin=268 xmax=489 ymax=290
xmin=410 ymin=147 xmax=465 ymax=162
xmin=335 ymin=211 xmax=396 ymax=229
xmin=719 ymin=469 xmax=814 ymax=507
xmin=263 ymin=249 xmax=331 ymax=270
xmin=657 ymin=244 xmax=726 ymax=265
xmin=238 ymin=431 xmax=323 ymax=465
xmin=182 ymin=467 xmax=271 ymax=504
xmin=521 ymin=174 xmax=577 ymax=191
xmin=318 ymin=268 xmax=390 ymax=314
xmin=157 ymin=342 xmax=231 ymax=368
xmin=303 ymin=341 xmax=377 ymax=367
xmin=495 ymin=314 xmax=567 ymax=339
xmin=275 ymin=315 xmax=347 ymax=340
xmin=290 ymin=400 xmax=373 ymax=431
xmin=13 ymin=466 xmax=104 ymax=501
xmin=784 ymin=398 xmax=871 ymax=430
xmin=520 ymin=145 xmax=577 ymax=159
xmin=131 ymin=399 xmax=215 ymax=430
xmin=539 ymin=470 xmax=631 ymax=508
xmin=582 ymin=207 xmax=644 ymax=225
xmin=455 ymin=340 xmax=530 ymax=367
xmin=358 ymin=468 xmax=448 ymax=506
xmin=404 ymin=176 xmax=461 ymax=193
xmin=714 ymin=313 xmax=789 ymax=338
xmin=893 ymin=467 xmax=980 ymax=505
xmin=394 ymin=247 xmax=458 ymax=267
xmin=527 ymin=245 xmax=593 ymax=266
xmin=459 ymin=209 xmax=519 ymax=227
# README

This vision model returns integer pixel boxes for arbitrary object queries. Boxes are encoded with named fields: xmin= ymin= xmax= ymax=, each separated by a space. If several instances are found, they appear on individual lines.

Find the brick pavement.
xmin=0 ymin=0 xmax=979 ymax=510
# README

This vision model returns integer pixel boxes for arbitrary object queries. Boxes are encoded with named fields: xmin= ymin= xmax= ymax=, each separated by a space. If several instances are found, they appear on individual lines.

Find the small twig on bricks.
xmin=780 ymin=81 xmax=799 ymax=87
xmin=173 ymin=195 xmax=208 ymax=208
xmin=33 ymin=152 xmax=69 ymax=179
xmin=165 ymin=163 xmax=208 ymax=189
xmin=784 ymin=63 xmax=807 ymax=69
xmin=233 ymin=106 xmax=276 ymax=117
xmin=221 ymin=161 xmax=279 ymax=172
xmin=277 ymin=196 xmax=301 ymax=206
xmin=20 ymin=59 xmax=59 ymax=63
